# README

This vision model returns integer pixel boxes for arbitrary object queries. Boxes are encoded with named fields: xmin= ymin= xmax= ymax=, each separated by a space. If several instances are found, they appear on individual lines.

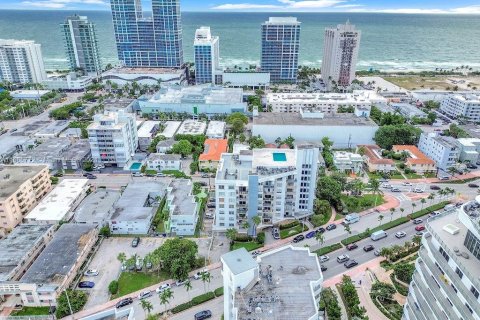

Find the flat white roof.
xmin=252 ymin=149 xmax=296 ymax=167
xmin=267 ymin=90 xmax=386 ymax=105
xmin=177 ymin=120 xmax=207 ymax=135
xmin=25 ymin=179 xmax=88 ymax=222
xmin=161 ymin=121 xmax=182 ymax=138
xmin=206 ymin=121 xmax=226 ymax=137
xmin=137 ymin=121 xmax=160 ymax=138
xmin=10 ymin=90 xmax=50 ymax=97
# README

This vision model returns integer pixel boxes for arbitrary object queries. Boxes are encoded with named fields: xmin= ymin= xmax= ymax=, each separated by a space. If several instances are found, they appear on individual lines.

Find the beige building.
xmin=357 ymin=144 xmax=396 ymax=173
xmin=0 ymin=165 xmax=51 ymax=237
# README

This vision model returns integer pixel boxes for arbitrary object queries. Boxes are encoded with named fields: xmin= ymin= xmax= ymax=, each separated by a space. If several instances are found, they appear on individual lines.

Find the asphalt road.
xmin=169 ymin=297 xmax=223 ymax=320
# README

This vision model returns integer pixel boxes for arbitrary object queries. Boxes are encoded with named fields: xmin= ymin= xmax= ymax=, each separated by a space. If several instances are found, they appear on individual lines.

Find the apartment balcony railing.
xmin=411 ymin=272 xmax=450 ymax=320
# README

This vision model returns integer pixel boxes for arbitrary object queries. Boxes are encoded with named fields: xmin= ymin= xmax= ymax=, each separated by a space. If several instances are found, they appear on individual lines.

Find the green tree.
xmin=389 ymin=208 xmax=396 ymax=221
xmin=238 ymin=133 xmax=246 ymax=143
xmin=140 ymin=299 xmax=153 ymax=316
xmin=226 ymin=112 xmax=248 ymax=125
xmin=374 ymin=124 xmax=422 ymax=149
xmin=393 ymin=263 xmax=415 ymax=283
xmin=371 ymin=281 xmax=396 ymax=302
xmin=171 ymin=140 xmax=193 ymax=158
xmin=378 ymin=214 xmax=384 ymax=226
xmin=226 ymin=228 xmax=238 ymax=244
xmin=82 ymin=160 xmax=93 ymax=172
xmin=252 ymin=215 xmax=261 ymax=238
xmin=159 ymin=288 xmax=173 ymax=313
xmin=108 ymin=280 xmax=118 ymax=294
xmin=420 ymin=198 xmax=426 ymax=211
xmin=316 ymin=176 xmax=342 ymax=207
xmin=154 ymin=238 xmax=198 ymax=280
xmin=117 ymin=252 xmax=126 ymax=265
xmin=231 ymin=119 xmax=245 ymax=135
xmin=56 ymin=290 xmax=88 ymax=318
xmin=99 ymin=225 xmax=111 ymax=237
xmin=369 ymin=178 xmax=381 ymax=207
xmin=314 ymin=199 xmax=331 ymax=216
xmin=184 ymin=279 xmax=193 ymax=300
xmin=201 ymin=271 xmax=212 ymax=293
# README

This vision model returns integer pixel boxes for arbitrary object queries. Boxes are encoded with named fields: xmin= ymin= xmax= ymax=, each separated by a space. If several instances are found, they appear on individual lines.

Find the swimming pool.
xmin=130 ymin=162 xmax=142 ymax=171
xmin=272 ymin=152 xmax=287 ymax=162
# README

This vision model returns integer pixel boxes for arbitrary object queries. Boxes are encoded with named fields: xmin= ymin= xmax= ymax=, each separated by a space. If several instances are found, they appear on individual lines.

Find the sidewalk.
xmin=356 ymin=271 xmax=389 ymax=320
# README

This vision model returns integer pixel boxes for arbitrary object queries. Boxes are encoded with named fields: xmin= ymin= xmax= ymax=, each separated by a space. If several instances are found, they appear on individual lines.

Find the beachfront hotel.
xmin=402 ymin=198 xmax=480 ymax=320
xmin=260 ymin=17 xmax=301 ymax=84
xmin=62 ymin=15 xmax=102 ymax=75
xmin=109 ymin=0 xmax=183 ymax=68
xmin=194 ymin=26 xmax=220 ymax=84
xmin=321 ymin=21 xmax=361 ymax=90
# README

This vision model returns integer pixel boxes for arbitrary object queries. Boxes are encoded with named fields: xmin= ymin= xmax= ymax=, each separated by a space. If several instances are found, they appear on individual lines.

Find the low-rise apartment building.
xmin=137 ymin=120 xmax=160 ymax=151
xmin=214 ymin=144 xmax=319 ymax=235
xmin=145 ymin=154 xmax=182 ymax=171
xmin=199 ymin=139 xmax=228 ymax=170
xmin=205 ymin=121 xmax=226 ymax=139
xmin=0 ymin=165 xmax=51 ymax=236
xmin=222 ymin=245 xmax=323 ymax=320
xmin=456 ymin=138 xmax=480 ymax=163
xmin=357 ymin=144 xmax=396 ymax=173
xmin=333 ymin=151 xmax=363 ymax=174
xmin=164 ymin=179 xmax=199 ymax=236
xmin=418 ymin=132 xmax=460 ymax=173
xmin=392 ymin=145 xmax=436 ymax=174
xmin=440 ymin=93 xmax=480 ymax=122
xmin=156 ymin=139 xmax=175 ymax=154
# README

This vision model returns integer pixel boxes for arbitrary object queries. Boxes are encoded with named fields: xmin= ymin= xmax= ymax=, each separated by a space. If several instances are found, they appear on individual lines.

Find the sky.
xmin=2 ymin=0 xmax=480 ymax=14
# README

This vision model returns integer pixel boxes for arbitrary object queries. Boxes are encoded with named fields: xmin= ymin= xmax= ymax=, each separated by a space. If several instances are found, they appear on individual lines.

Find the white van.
xmin=370 ymin=230 xmax=388 ymax=241
xmin=443 ymin=204 xmax=456 ymax=212
xmin=343 ymin=213 xmax=360 ymax=225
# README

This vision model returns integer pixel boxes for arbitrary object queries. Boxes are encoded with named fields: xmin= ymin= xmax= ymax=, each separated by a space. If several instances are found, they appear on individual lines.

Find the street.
xmin=168 ymin=297 xmax=223 ymax=320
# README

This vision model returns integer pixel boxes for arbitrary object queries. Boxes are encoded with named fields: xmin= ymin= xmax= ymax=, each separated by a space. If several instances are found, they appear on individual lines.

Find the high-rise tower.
xmin=194 ymin=26 xmax=220 ymax=84
xmin=0 ymin=39 xmax=46 ymax=84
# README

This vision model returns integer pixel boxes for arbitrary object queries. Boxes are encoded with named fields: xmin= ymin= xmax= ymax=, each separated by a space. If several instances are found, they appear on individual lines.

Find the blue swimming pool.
xmin=130 ymin=162 xmax=142 ymax=171
xmin=272 ymin=152 xmax=287 ymax=162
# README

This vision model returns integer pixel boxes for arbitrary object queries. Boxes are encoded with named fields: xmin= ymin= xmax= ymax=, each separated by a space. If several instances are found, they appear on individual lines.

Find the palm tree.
xmin=427 ymin=193 xmax=435 ymax=205
xmin=315 ymin=232 xmax=324 ymax=249
xmin=369 ymin=178 xmax=381 ymax=206
xmin=184 ymin=279 xmax=193 ymax=300
xmin=225 ymin=228 xmax=238 ymax=244
xmin=378 ymin=214 xmax=384 ymax=226
xmin=140 ymin=299 xmax=153 ymax=316
xmin=399 ymin=208 xmax=405 ymax=218
xmin=412 ymin=235 xmax=422 ymax=246
xmin=159 ymin=288 xmax=173 ymax=313
xmin=411 ymin=203 xmax=417 ymax=214
xmin=201 ymin=271 xmax=212 ymax=293
xmin=389 ymin=208 xmax=396 ymax=221
xmin=252 ymin=215 xmax=261 ymax=238
xmin=242 ymin=221 xmax=250 ymax=233
xmin=117 ymin=252 xmax=126 ymax=265
xmin=420 ymin=198 xmax=426 ymax=211
xmin=447 ymin=167 xmax=457 ymax=177
xmin=344 ymin=224 xmax=351 ymax=235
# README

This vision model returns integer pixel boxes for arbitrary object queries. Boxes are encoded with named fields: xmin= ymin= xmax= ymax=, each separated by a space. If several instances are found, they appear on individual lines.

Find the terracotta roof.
xmin=392 ymin=145 xmax=436 ymax=165
xmin=265 ymin=143 xmax=277 ymax=148
xmin=358 ymin=144 xmax=395 ymax=165
xmin=279 ymin=144 xmax=290 ymax=149
xmin=199 ymin=139 xmax=229 ymax=162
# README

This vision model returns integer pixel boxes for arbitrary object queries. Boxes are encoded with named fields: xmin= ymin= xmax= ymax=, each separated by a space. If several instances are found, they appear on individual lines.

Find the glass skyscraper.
xmin=260 ymin=17 xmax=301 ymax=84
xmin=194 ymin=26 xmax=220 ymax=84
xmin=62 ymin=15 xmax=101 ymax=75
xmin=110 ymin=0 xmax=183 ymax=68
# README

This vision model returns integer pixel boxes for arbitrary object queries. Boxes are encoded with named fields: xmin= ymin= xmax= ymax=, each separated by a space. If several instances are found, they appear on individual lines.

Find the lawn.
xmin=404 ymin=173 xmax=423 ymax=179
xmin=334 ymin=213 xmax=344 ymax=221
xmin=280 ymin=224 xmax=307 ymax=239
xmin=383 ymin=76 xmax=452 ymax=91
xmin=113 ymin=271 xmax=169 ymax=298
xmin=231 ymin=241 xmax=263 ymax=251
xmin=11 ymin=307 xmax=50 ymax=316
xmin=341 ymin=194 xmax=385 ymax=213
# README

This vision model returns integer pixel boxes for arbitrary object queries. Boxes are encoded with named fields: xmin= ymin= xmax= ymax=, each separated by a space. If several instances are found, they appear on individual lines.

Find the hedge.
xmin=214 ymin=287 xmax=224 ymax=296
xmin=256 ymin=232 xmax=265 ymax=244
xmin=390 ymin=273 xmax=409 ymax=296
xmin=315 ymin=243 xmax=343 ymax=256
xmin=341 ymin=201 xmax=450 ymax=246
xmin=170 ymin=289 xmax=223 ymax=314
xmin=191 ymin=292 xmax=215 ymax=305
xmin=279 ymin=220 xmax=300 ymax=230
xmin=370 ymin=294 xmax=402 ymax=320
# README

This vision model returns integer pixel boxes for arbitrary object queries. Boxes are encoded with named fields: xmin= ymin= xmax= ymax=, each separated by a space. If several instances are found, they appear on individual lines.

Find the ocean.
xmin=1 ymin=10 xmax=479 ymax=72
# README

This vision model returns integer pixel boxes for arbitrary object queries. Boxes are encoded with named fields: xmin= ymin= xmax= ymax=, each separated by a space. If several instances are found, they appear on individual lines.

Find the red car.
xmin=415 ymin=225 xmax=425 ymax=232
xmin=346 ymin=243 xmax=358 ymax=251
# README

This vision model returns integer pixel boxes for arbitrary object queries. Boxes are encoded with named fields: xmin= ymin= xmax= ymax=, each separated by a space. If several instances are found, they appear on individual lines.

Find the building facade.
xmin=418 ymin=132 xmax=460 ymax=173
xmin=214 ymin=144 xmax=319 ymax=235
xmin=0 ymin=166 xmax=51 ymax=236
xmin=165 ymin=179 xmax=199 ymax=236
xmin=109 ymin=0 xmax=183 ymax=68
xmin=402 ymin=200 xmax=480 ymax=320
xmin=440 ymin=94 xmax=480 ymax=122
xmin=261 ymin=17 xmax=300 ymax=84
xmin=321 ymin=21 xmax=361 ymax=90
xmin=333 ymin=151 xmax=363 ymax=174
xmin=392 ymin=145 xmax=436 ymax=174
xmin=62 ymin=15 xmax=101 ymax=75
xmin=145 ymin=153 xmax=181 ymax=171
xmin=357 ymin=144 xmax=396 ymax=173
xmin=88 ymin=110 xmax=138 ymax=167
xmin=0 ymin=39 xmax=46 ymax=84
xmin=456 ymin=138 xmax=480 ymax=163
xmin=194 ymin=26 xmax=220 ymax=84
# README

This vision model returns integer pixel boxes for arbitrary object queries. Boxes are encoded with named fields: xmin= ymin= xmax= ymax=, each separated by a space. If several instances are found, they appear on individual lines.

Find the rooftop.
xmin=205 ymin=121 xmax=226 ymax=137
xmin=392 ymin=145 xmax=435 ymax=165
xmin=61 ymin=139 xmax=91 ymax=160
xmin=147 ymin=153 xmax=181 ymax=162
xmin=34 ymin=120 xmax=70 ymax=136
xmin=456 ymin=138 xmax=480 ymax=147
xmin=358 ymin=144 xmax=395 ymax=165
xmin=103 ymin=67 xmax=185 ymax=75
xmin=267 ymin=90 xmax=385 ymax=105
xmin=14 ymin=137 xmax=72 ymax=160
xmin=103 ymin=98 xmax=135 ymax=111
xmin=0 ymin=224 xmax=54 ymax=281
xmin=199 ymin=139 xmax=228 ymax=162
xmin=0 ymin=165 xmax=47 ymax=200
xmin=168 ymin=179 xmax=197 ymax=216
xmin=222 ymin=247 xmax=257 ymax=275
xmin=21 ymin=223 xmax=96 ymax=285
xmin=236 ymin=246 xmax=322 ymax=320
xmin=137 ymin=121 xmax=160 ymax=138
xmin=25 ymin=179 xmax=88 ymax=222
xmin=252 ymin=149 xmax=296 ymax=168
xmin=264 ymin=17 xmax=300 ymax=25
xmin=177 ymin=120 xmax=207 ymax=135
xmin=253 ymin=112 xmax=378 ymax=127
xmin=160 ymin=121 xmax=181 ymax=138
xmin=156 ymin=139 xmax=175 ymax=149
xmin=146 ymin=85 xmax=243 ymax=105
xmin=73 ymin=189 xmax=121 ymax=224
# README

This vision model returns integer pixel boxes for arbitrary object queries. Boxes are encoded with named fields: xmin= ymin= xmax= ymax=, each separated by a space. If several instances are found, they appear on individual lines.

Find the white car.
xmin=382 ymin=184 xmax=392 ymax=189
xmin=395 ymin=231 xmax=407 ymax=238
xmin=193 ymin=270 xmax=209 ymax=280
xmin=319 ymin=255 xmax=330 ymax=263
xmin=84 ymin=269 xmax=99 ymax=277
xmin=413 ymin=188 xmax=424 ymax=193
xmin=155 ymin=283 xmax=171 ymax=293
xmin=402 ymin=182 xmax=413 ymax=186
xmin=138 ymin=291 xmax=152 ymax=300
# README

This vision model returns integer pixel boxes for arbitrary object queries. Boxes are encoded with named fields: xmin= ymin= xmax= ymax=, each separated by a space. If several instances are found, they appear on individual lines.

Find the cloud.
xmin=21 ymin=0 xmax=107 ymax=9
xmin=349 ymin=5 xmax=480 ymax=14
xmin=212 ymin=3 xmax=281 ymax=10
xmin=212 ymin=0 xmax=345 ymax=10
xmin=335 ymin=4 xmax=363 ymax=8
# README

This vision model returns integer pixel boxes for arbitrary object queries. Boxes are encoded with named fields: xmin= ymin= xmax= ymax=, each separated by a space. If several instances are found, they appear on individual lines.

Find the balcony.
xmin=411 ymin=272 xmax=451 ymax=320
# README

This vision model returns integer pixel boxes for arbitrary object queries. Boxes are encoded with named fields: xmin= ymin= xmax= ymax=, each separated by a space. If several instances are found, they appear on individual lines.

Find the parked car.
xmin=319 ymin=255 xmax=329 ymax=263
xmin=138 ymin=291 xmax=152 ymax=300
xmin=402 ymin=182 xmax=413 ymax=186
xmin=205 ymin=211 xmax=214 ymax=219
xmin=467 ymin=164 xmax=478 ymax=169
xmin=194 ymin=310 xmax=212 ymax=320
xmin=201 ymin=173 xmax=210 ymax=178
xmin=131 ymin=237 xmax=140 ymax=247
xmin=316 ymin=227 xmax=326 ymax=233
xmin=193 ymin=270 xmax=209 ymax=280
xmin=156 ymin=172 xmax=165 ymax=177
xmin=429 ymin=211 xmax=441 ymax=217
xmin=132 ymin=172 xmax=144 ymax=177
xmin=155 ymin=283 xmax=171 ymax=294
xmin=416 ymin=231 xmax=425 ymax=236
xmin=320 ymin=265 xmax=328 ymax=272
xmin=84 ymin=269 xmax=99 ymax=277
xmin=391 ymin=187 xmax=401 ymax=192
xmin=83 ymin=173 xmax=92 ymax=177
xmin=146 ymin=261 xmax=153 ymax=269
xmin=382 ymin=184 xmax=392 ymax=189
xmin=395 ymin=231 xmax=407 ymax=238
xmin=115 ymin=297 xmax=133 ymax=309
xmin=292 ymin=234 xmax=305 ymax=243
xmin=344 ymin=260 xmax=358 ymax=268
xmin=415 ymin=225 xmax=425 ymax=232
xmin=374 ymin=249 xmax=382 ymax=256
xmin=363 ymin=245 xmax=374 ymax=252
xmin=305 ymin=231 xmax=316 ymax=239
xmin=468 ymin=183 xmax=479 ymax=188
xmin=273 ymin=231 xmax=280 ymax=240
xmin=326 ymin=224 xmax=337 ymax=231
xmin=336 ymin=254 xmax=350 ymax=263
xmin=439 ymin=176 xmax=450 ymax=180
xmin=346 ymin=243 xmax=358 ymax=251
xmin=413 ymin=218 xmax=423 ymax=225
xmin=78 ymin=281 xmax=95 ymax=288
xmin=206 ymin=203 xmax=215 ymax=209
xmin=430 ymin=185 xmax=441 ymax=190
xmin=86 ymin=175 xmax=97 ymax=179
xmin=175 ymin=279 xmax=187 ymax=286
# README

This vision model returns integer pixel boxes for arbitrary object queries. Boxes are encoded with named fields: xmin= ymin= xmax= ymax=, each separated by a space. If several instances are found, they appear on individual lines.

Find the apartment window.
xmin=455 ymin=267 xmax=463 ymax=279
xmin=470 ymin=286 xmax=479 ymax=299
xmin=439 ymin=247 xmax=449 ymax=262
xmin=464 ymin=229 xmax=480 ymax=260
xmin=465 ymin=304 xmax=473 ymax=314
xmin=451 ymin=284 xmax=457 ymax=293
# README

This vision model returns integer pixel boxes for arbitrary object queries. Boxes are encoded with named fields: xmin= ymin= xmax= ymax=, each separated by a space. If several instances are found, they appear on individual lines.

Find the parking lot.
xmin=83 ymin=236 xmax=228 ymax=309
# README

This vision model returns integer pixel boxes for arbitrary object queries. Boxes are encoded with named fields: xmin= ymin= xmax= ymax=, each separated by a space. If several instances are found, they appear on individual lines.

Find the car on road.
xmin=319 ymin=255 xmax=329 ymax=263
xmin=326 ymin=224 xmax=337 ymax=231
xmin=467 ymin=164 xmax=478 ymax=169
xmin=175 ymin=279 xmax=187 ymax=286
xmin=468 ymin=183 xmax=479 ymax=188
xmin=193 ymin=270 xmax=209 ymax=280
xmin=382 ymin=184 xmax=392 ymax=189
xmin=78 ymin=281 xmax=95 ymax=288
xmin=415 ymin=225 xmax=425 ymax=232
xmin=86 ymin=175 xmax=97 ymax=179
xmin=273 ymin=231 xmax=280 ymax=240
xmin=156 ymin=172 xmax=165 ymax=177
xmin=374 ymin=249 xmax=382 ymax=256
xmin=131 ymin=237 xmax=140 ymax=247
xmin=305 ymin=231 xmax=316 ymax=239
xmin=320 ymin=265 xmax=327 ymax=272
xmin=379 ymin=178 xmax=389 ymax=183
xmin=403 ymin=182 xmax=413 ymax=186
xmin=344 ymin=260 xmax=358 ymax=268
xmin=429 ymin=211 xmax=441 ymax=217
xmin=413 ymin=188 xmax=423 ymax=193
xmin=83 ymin=173 xmax=93 ymax=177
xmin=201 ymin=173 xmax=210 ymax=178
xmin=363 ymin=245 xmax=374 ymax=252
xmin=115 ymin=297 xmax=133 ymax=309
xmin=430 ymin=185 xmax=441 ymax=190
xmin=293 ymin=234 xmax=305 ymax=243
xmin=336 ymin=254 xmax=350 ymax=263
xmin=132 ymin=172 xmax=143 ymax=177
xmin=395 ymin=231 xmax=407 ymax=238
xmin=138 ymin=291 xmax=152 ymax=300
xmin=439 ymin=176 xmax=450 ymax=180
xmin=391 ymin=187 xmax=401 ymax=192
xmin=346 ymin=243 xmax=358 ymax=251
xmin=316 ymin=227 xmax=326 ymax=233
xmin=84 ymin=269 xmax=99 ymax=277
xmin=155 ymin=283 xmax=171 ymax=293
xmin=416 ymin=231 xmax=425 ymax=236
xmin=194 ymin=310 xmax=212 ymax=320
xmin=413 ymin=218 xmax=423 ymax=225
